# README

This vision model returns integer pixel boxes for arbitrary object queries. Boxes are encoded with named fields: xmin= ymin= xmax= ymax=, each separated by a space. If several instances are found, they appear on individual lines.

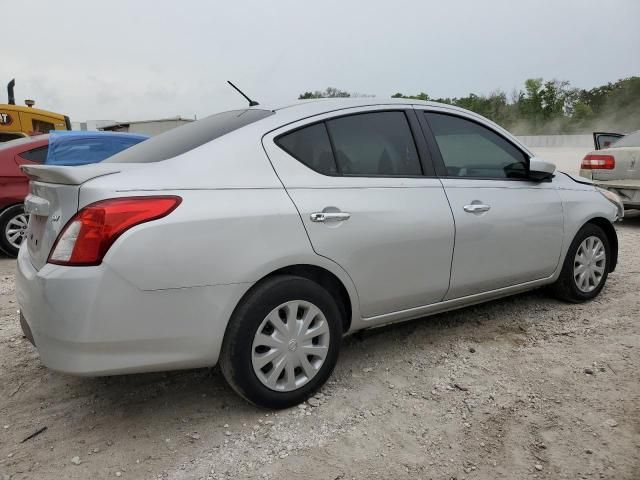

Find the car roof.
xmin=253 ymin=97 xmax=493 ymax=130
xmin=269 ymin=97 xmax=454 ymax=115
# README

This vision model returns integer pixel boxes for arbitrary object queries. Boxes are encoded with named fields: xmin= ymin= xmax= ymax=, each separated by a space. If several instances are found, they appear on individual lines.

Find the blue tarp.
xmin=45 ymin=131 xmax=148 ymax=166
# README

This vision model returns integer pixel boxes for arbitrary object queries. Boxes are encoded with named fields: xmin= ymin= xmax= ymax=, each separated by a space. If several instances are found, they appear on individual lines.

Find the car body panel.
xmin=439 ymin=178 xmax=564 ymax=299
xmin=0 ymin=137 xmax=48 ymax=212
xmin=15 ymin=245 xmax=252 ymax=375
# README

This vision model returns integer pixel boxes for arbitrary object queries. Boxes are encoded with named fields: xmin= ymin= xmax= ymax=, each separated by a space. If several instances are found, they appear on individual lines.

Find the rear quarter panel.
xmin=77 ymin=129 xmax=362 ymax=325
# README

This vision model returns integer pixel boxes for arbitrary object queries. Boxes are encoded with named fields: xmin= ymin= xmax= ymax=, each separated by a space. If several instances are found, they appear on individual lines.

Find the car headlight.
xmin=596 ymin=187 xmax=624 ymax=220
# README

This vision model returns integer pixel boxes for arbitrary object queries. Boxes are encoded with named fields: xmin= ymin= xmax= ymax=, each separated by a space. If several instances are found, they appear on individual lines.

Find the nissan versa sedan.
xmin=16 ymin=99 xmax=623 ymax=408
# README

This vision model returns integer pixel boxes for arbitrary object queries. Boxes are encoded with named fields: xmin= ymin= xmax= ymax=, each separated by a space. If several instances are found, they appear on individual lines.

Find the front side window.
xmin=326 ymin=112 xmax=421 ymax=176
xmin=425 ymin=112 xmax=528 ymax=179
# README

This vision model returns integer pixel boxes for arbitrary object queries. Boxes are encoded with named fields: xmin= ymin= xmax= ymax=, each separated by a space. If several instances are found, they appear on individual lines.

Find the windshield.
xmin=611 ymin=130 xmax=640 ymax=148
xmin=104 ymin=109 xmax=274 ymax=164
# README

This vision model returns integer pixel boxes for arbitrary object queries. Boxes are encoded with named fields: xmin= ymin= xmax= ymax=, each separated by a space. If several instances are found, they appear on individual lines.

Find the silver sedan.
xmin=16 ymin=99 xmax=623 ymax=408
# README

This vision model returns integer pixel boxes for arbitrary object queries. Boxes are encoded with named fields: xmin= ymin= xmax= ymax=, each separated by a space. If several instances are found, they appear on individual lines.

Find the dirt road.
xmin=1 ymin=214 xmax=638 ymax=480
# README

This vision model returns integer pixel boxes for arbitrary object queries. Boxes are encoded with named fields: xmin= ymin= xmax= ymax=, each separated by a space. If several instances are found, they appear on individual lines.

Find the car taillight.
xmin=581 ymin=154 xmax=615 ymax=170
xmin=48 ymin=196 xmax=181 ymax=266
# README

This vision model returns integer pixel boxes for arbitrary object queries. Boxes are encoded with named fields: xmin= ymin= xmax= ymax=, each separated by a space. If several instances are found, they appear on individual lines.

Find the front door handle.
xmin=310 ymin=212 xmax=351 ymax=223
xmin=463 ymin=203 xmax=491 ymax=213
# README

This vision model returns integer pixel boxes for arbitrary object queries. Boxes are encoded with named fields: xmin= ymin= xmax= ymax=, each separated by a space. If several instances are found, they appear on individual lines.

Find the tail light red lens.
xmin=48 ymin=196 xmax=182 ymax=266
xmin=581 ymin=154 xmax=615 ymax=170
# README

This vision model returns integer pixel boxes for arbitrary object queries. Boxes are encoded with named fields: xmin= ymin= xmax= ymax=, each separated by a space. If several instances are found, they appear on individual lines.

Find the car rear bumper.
xmin=15 ymin=246 xmax=251 ymax=376
xmin=591 ymin=180 xmax=640 ymax=209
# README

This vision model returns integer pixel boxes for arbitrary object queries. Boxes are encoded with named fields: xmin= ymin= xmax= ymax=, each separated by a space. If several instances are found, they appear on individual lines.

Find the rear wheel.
xmin=220 ymin=275 xmax=342 ymax=409
xmin=0 ymin=205 xmax=29 ymax=258
xmin=551 ymin=223 xmax=610 ymax=302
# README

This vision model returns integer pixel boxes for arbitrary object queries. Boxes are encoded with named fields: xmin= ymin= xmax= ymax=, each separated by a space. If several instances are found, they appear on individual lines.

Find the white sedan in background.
xmin=580 ymin=130 xmax=640 ymax=209
xmin=16 ymin=99 xmax=623 ymax=408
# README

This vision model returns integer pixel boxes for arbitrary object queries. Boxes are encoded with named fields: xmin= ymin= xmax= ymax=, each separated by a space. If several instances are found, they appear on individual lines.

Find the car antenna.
xmin=227 ymin=81 xmax=259 ymax=107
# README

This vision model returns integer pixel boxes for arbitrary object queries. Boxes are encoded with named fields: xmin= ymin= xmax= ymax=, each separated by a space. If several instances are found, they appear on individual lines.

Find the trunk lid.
xmin=21 ymin=164 xmax=123 ymax=270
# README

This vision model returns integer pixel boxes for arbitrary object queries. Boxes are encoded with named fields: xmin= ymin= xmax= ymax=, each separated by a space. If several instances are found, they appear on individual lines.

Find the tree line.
xmin=298 ymin=77 xmax=640 ymax=134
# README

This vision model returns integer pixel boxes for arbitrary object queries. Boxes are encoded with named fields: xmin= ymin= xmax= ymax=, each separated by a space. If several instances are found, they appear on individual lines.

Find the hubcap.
xmin=573 ymin=236 xmax=606 ymax=293
xmin=252 ymin=300 xmax=330 ymax=392
xmin=5 ymin=213 xmax=29 ymax=250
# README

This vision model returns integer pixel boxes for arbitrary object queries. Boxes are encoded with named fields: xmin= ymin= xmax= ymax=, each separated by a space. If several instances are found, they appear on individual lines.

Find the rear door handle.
xmin=310 ymin=212 xmax=351 ymax=223
xmin=463 ymin=204 xmax=491 ymax=213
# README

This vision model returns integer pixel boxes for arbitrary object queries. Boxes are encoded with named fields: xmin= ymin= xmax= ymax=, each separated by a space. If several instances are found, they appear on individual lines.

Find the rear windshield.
xmin=104 ymin=109 xmax=274 ymax=163
xmin=611 ymin=130 xmax=640 ymax=148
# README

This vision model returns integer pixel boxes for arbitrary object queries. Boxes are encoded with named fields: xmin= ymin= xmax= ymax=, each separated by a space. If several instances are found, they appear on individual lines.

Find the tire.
xmin=550 ymin=223 xmax=610 ymax=302
xmin=220 ymin=275 xmax=343 ymax=409
xmin=0 ymin=205 xmax=29 ymax=258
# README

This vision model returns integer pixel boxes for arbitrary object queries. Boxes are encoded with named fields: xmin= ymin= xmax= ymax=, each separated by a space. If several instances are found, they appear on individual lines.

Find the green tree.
xmin=298 ymin=87 xmax=351 ymax=99
xmin=391 ymin=92 xmax=430 ymax=101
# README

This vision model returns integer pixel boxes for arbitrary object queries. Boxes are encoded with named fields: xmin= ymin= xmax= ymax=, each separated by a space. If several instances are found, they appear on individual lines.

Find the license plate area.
xmin=27 ymin=214 xmax=47 ymax=253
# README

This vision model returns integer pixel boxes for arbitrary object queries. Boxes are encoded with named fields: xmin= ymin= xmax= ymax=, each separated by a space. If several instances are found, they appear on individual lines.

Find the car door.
xmin=417 ymin=109 xmax=564 ymax=299
xmin=263 ymin=107 xmax=455 ymax=318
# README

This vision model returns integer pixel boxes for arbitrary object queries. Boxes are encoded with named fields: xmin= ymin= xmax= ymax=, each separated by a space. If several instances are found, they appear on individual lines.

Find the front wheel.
xmin=551 ymin=223 xmax=610 ymax=302
xmin=0 ymin=205 xmax=29 ymax=258
xmin=220 ymin=275 xmax=343 ymax=409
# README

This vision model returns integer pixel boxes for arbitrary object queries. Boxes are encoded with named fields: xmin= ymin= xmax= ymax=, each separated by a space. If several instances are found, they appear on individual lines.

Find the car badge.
xmin=51 ymin=215 xmax=61 ymax=222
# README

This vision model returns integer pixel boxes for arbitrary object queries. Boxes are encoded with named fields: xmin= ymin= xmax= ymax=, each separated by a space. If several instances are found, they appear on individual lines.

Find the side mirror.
xmin=528 ymin=157 xmax=556 ymax=181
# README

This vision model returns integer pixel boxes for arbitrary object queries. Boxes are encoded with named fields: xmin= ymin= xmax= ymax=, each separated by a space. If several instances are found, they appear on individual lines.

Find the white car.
xmin=16 ymin=99 xmax=623 ymax=408
xmin=580 ymin=130 xmax=640 ymax=209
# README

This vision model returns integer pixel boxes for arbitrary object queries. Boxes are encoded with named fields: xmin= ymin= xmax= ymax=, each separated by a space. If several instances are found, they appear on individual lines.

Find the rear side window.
xmin=19 ymin=146 xmax=49 ymax=163
xmin=425 ymin=112 xmax=528 ymax=179
xmin=327 ymin=112 xmax=421 ymax=176
xmin=105 ymin=109 xmax=274 ymax=164
xmin=275 ymin=123 xmax=337 ymax=175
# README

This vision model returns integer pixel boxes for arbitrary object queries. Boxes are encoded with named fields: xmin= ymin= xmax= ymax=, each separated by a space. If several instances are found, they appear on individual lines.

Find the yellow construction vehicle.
xmin=0 ymin=79 xmax=71 ymax=142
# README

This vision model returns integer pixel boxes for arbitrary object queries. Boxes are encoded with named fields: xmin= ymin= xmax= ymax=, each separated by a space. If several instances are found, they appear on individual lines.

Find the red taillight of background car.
xmin=48 ymin=196 xmax=182 ymax=266
xmin=581 ymin=154 xmax=615 ymax=170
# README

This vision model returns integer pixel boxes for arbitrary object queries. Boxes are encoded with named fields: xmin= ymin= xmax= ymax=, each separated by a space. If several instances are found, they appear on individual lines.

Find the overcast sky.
xmin=3 ymin=0 xmax=639 ymax=122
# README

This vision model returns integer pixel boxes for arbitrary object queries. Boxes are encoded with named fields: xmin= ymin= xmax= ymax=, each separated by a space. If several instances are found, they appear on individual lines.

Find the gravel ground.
xmin=0 ymin=213 xmax=638 ymax=480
